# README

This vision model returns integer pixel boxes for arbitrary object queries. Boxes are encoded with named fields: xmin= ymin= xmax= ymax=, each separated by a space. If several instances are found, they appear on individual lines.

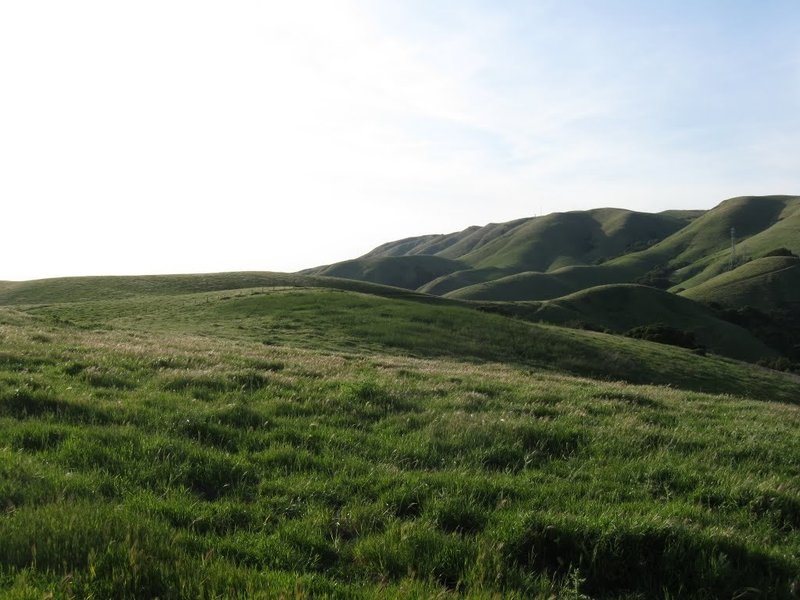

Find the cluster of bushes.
xmin=625 ymin=238 xmax=661 ymax=254
xmin=624 ymin=323 xmax=702 ymax=351
xmin=763 ymin=247 xmax=798 ymax=258
xmin=476 ymin=304 xmax=516 ymax=318
xmin=635 ymin=267 xmax=673 ymax=290
xmin=709 ymin=303 xmax=800 ymax=362
xmin=596 ymin=238 xmax=663 ymax=264
xmin=757 ymin=356 xmax=800 ymax=374
xmin=562 ymin=320 xmax=610 ymax=333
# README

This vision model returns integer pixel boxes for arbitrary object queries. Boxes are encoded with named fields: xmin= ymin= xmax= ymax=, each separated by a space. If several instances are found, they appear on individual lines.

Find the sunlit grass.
xmin=0 ymin=291 xmax=798 ymax=598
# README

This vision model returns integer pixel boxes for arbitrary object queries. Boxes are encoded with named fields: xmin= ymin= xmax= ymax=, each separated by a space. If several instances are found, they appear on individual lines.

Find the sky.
xmin=1 ymin=1 xmax=798 ymax=280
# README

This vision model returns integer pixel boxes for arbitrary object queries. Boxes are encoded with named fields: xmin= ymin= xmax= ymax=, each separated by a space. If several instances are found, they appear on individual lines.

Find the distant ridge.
xmin=305 ymin=195 xmax=799 ymax=302
xmin=0 ymin=272 xmax=455 ymax=306
xmin=306 ymin=207 xmax=696 ymax=294
xmin=302 ymin=255 xmax=466 ymax=291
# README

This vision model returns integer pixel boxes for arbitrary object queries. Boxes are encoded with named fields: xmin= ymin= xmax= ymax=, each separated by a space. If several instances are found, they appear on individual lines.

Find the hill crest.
xmin=304 ymin=196 xmax=799 ymax=303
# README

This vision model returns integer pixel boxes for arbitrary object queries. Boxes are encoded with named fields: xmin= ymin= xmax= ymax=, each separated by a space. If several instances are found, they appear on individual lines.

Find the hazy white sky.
xmin=1 ymin=1 xmax=798 ymax=280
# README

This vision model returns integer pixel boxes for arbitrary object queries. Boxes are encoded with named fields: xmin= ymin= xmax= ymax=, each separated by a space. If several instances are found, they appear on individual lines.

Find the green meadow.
xmin=0 ymin=278 xmax=798 ymax=598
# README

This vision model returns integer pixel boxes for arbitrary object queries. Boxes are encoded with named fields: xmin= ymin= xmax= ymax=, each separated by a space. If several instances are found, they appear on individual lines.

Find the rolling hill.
xmin=443 ymin=264 xmax=626 ymax=301
xmin=302 ymin=255 xmax=466 ymax=291
xmin=307 ymin=207 xmax=694 ymax=292
xmin=307 ymin=195 xmax=800 ymax=302
xmin=0 ymin=272 xmax=455 ymax=307
xmin=519 ymin=283 xmax=775 ymax=362
xmin=680 ymin=255 xmax=800 ymax=313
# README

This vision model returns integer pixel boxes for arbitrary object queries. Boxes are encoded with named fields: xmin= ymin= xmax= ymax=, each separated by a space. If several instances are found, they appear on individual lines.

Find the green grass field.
xmin=0 ymin=275 xmax=799 ymax=598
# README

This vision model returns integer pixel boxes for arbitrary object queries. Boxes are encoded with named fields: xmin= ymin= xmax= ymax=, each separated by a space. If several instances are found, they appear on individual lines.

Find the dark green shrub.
xmin=635 ymin=267 xmax=673 ymax=289
xmin=763 ymin=247 xmax=797 ymax=258
xmin=624 ymin=323 xmax=698 ymax=350
xmin=757 ymin=356 xmax=800 ymax=374
xmin=562 ymin=320 xmax=606 ymax=333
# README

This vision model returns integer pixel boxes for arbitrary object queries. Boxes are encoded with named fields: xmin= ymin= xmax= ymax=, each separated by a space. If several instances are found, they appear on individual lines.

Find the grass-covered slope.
xmin=361 ymin=221 xmax=522 ymax=259
xmin=18 ymin=283 xmax=800 ymax=405
xmin=0 ymin=272 xmax=456 ymax=307
xmin=0 ymin=276 xmax=798 ymax=599
xmin=366 ymin=209 xmax=692 ymax=270
xmin=317 ymin=208 xmax=691 ymax=293
xmin=526 ymin=284 xmax=775 ymax=362
xmin=635 ymin=196 xmax=796 ymax=269
xmin=680 ymin=255 xmax=800 ymax=313
xmin=657 ymin=209 xmax=706 ymax=221
xmin=417 ymin=267 xmax=511 ymax=296
xmin=444 ymin=264 xmax=629 ymax=301
xmin=302 ymin=255 xmax=467 ymax=291
xmin=444 ymin=195 xmax=800 ymax=301
xmin=311 ymin=195 xmax=799 ymax=302
xmin=624 ymin=195 xmax=800 ymax=289
xmin=454 ymin=208 xmax=688 ymax=272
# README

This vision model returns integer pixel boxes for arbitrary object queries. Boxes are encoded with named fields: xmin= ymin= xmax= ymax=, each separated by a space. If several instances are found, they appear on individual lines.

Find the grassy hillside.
xmin=308 ymin=196 xmax=800 ymax=303
xmin=418 ymin=267 xmax=512 ymax=296
xmin=365 ymin=209 xmax=691 ymax=270
xmin=319 ymin=208 xmax=690 ymax=294
xmin=681 ymin=255 xmax=800 ymax=313
xmin=444 ymin=264 xmax=630 ymax=302
xmin=360 ymin=232 xmax=463 ymax=258
xmin=455 ymin=208 xmax=688 ymax=272
xmin=555 ymin=197 xmax=794 ymax=295
xmin=360 ymin=221 xmax=523 ymax=259
xmin=657 ymin=209 xmax=706 ymax=221
xmin=0 ymin=276 xmax=798 ymax=598
xmin=0 ymin=272 xmax=456 ymax=307
xmin=12 ymin=281 xmax=799 ymax=408
xmin=524 ymin=284 xmax=775 ymax=362
xmin=7 ymin=270 xmax=782 ymax=368
xmin=679 ymin=256 xmax=800 ymax=363
xmin=303 ymin=256 xmax=466 ymax=291
xmin=442 ymin=196 xmax=800 ymax=302
xmin=625 ymin=195 xmax=800 ymax=289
